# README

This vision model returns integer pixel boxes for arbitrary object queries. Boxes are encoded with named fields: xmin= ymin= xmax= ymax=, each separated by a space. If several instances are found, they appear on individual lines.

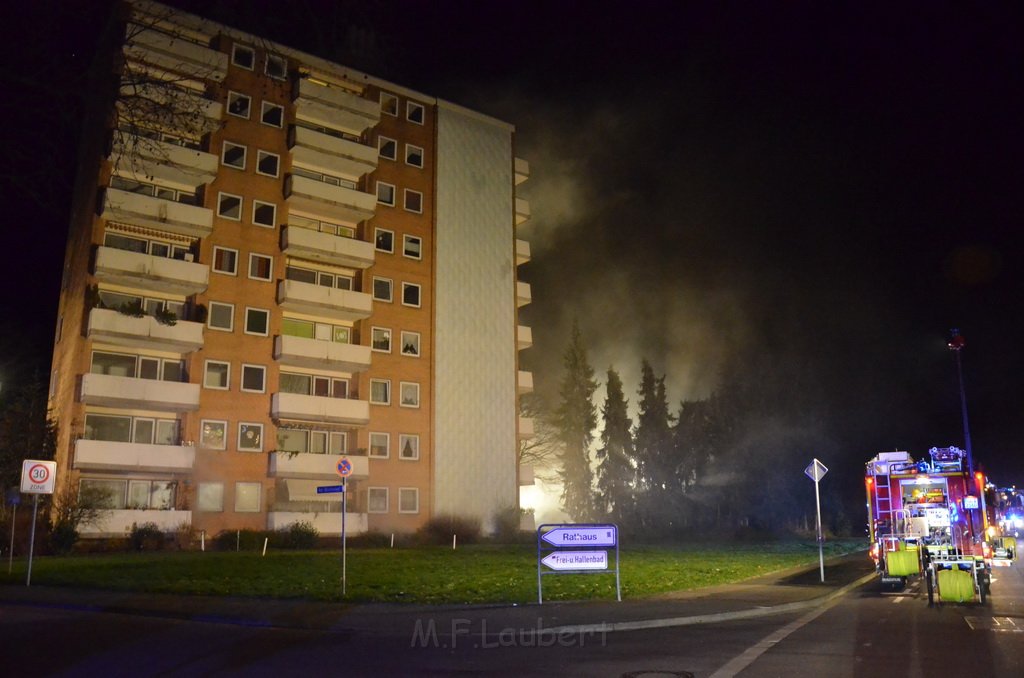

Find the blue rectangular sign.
xmin=317 ymin=484 xmax=346 ymax=494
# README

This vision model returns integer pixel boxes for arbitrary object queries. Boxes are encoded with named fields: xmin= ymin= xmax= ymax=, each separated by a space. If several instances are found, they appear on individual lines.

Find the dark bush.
xmin=129 ymin=522 xmax=166 ymax=551
xmin=417 ymin=514 xmax=482 ymax=545
xmin=48 ymin=521 xmax=79 ymax=555
xmin=213 ymin=528 xmax=269 ymax=551
xmin=274 ymin=521 xmax=318 ymax=549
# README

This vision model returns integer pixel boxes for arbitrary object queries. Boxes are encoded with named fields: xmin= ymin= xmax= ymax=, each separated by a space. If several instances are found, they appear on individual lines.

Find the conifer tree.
xmin=595 ymin=367 xmax=635 ymax=522
xmin=633 ymin=360 xmax=675 ymax=531
xmin=555 ymin=320 xmax=598 ymax=521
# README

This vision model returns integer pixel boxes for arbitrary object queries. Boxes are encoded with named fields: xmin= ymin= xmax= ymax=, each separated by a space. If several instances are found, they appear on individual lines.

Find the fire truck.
xmin=865 ymin=446 xmax=992 ymax=603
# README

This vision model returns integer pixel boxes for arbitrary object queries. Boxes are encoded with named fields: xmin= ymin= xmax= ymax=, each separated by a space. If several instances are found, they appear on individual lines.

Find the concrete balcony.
xmin=117 ymin=84 xmax=223 ymax=129
xmin=88 ymin=308 xmax=204 ymax=354
xmin=124 ymin=26 xmax=228 ymax=81
xmin=80 ymin=509 xmax=192 ymax=538
xmin=519 ymin=463 xmax=535 ymax=486
xmin=516 ymin=281 xmax=532 ymax=308
xmin=267 ymin=511 xmax=366 ymax=536
xmin=277 ymin=279 xmax=372 ymax=322
xmin=111 ymin=136 xmax=217 ymax=191
xmin=271 ymin=392 xmax=370 ymax=426
xmin=100 ymin=187 xmax=214 ymax=239
xmin=517 ymin=325 xmax=533 ymax=351
xmin=516 ymin=239 xmax=531 ymax=266
xmin=284 ymin=174 xmax=377 ymax=225
xmin=269 ymin=453 xmax=369 ymax=480
xmin=74 ymin=438 xmax=195 ymax=473
xmin=293 ymin=79 xmax=380 ymax=137
xmin=515 ymin=157 xmax=530 ymax=186
xmin=519 ymin=416 xmax=536 ymax=439
xmin=94 ymin=246 xmax=209 ymax=296
xmin=517 ymin=370 xmax=534 ymax=395
xmin=290 ymin=126 xmax=378 ymax=182
xmin=274 ymin=335 xmax=372 ymax=372
xmin=81 ymin=373 xmax=200 ymax=413
xmin=281 ymin=225 xmax=375 ymax=269
xmin=515 ymin=197 xmax=531 ymax=226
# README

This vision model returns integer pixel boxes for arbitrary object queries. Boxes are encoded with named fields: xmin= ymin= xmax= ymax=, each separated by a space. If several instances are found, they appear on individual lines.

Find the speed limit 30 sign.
xmin=20 ymin=460 xmax=57 ymax=495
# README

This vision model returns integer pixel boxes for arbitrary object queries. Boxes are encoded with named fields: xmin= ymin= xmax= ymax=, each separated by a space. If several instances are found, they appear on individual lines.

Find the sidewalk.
xmin=0 ymin=551 xmax=875 ymax=637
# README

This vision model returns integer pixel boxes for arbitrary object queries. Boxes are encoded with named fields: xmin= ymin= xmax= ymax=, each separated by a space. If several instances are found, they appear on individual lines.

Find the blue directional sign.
xmin=317 ymin=484 xmax=346 ymax=494
xmin=541 ymin=525 xmax=617 ymax=548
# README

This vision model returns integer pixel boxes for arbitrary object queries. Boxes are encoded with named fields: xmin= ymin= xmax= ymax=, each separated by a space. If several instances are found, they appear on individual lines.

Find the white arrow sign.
xmin=541 ymin=525 xmax=617 ymax=547
xmin=541 ymin=551 xmax=608 ymax=571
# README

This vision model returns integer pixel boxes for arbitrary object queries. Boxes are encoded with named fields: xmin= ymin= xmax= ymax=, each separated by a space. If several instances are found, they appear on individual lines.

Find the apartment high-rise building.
xmin=47 ymin=0 xmax=534 ymax=539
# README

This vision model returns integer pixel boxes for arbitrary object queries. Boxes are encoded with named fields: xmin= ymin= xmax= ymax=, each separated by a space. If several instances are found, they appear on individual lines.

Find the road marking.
xmin=891 ymin=596 xmax=905 ymax=604
xmin=964 ymin=616 xmax=1024 ymax=632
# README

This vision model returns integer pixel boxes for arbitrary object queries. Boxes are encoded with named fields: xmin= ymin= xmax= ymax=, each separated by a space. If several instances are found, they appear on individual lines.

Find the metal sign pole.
xmin=8 ymin=502 xmax=16 ymax=575
xmin=815 ymin=476 xmax=824 ymax=583
xmin=342 ymin=476 xmax=347 ymax=596
xmin=26 ymin=495 xmax=38 ymax=587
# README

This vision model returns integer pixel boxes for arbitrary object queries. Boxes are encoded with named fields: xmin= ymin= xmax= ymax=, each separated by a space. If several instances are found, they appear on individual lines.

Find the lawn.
xmin=1 ymin=540 xmax=864 ymax=605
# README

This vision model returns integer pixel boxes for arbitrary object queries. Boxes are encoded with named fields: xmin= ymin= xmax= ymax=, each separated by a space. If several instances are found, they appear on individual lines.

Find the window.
xmin=368 ymin=487 xmax=389 ymax=513
xmin=402 ymin=282 xmax=421 ymax=307
xmin=261 ymin=101 xmax=284 ymax=127
xmin=404 ymin=189 xmax=423 ymax=214
xmin=370 ymin=379 xmax=390 ymax=405
xmin=238 ymin=423 xmax=263 ymax=452
xmin=208 ymin=301 xmax=234 ymax=331
xmin=399 ymin=487 xmax=420 ymax=513
xmin=400 ymin=331 xmax=421 ymax=357
xmin=403 ymin=235 xmax=422 ymax=260
xmin=240 ymin=364 xmax=266 ymax=393
xmin=204 ymin=361 xmax=230 ymax=389
xmin=256 ymin=150 xmax=280 ymax=177
xmin=369 ymin=432 xmax=389 ymax=458
xmin=399 ymin=434 xmax=419 ymax=460
xmin=197 ymin=483 xmax=224 ymax=511
xmin=218 ymin=192 xmax=242 ymax=220
xmin=407 ymin=101 xmax=425 ymax=124
xmin=376 ymin=181 xmax=395 ymax=206
xmin=232 ymin=44 xmax=255 ymax=70
xmin=374 ymin=228 xmax=394 ymax=253
xmin=266 ymin=54 xmax=287 ymax=79
xmin=371 ymin=327 xmax=391 ymax=352
xmin=235 ymin=482 xmax=261 ymax=512
xmin=200 ymin=420 xmax=227 ymax=449
xmin=213 ymin=246 xmax=238 ymax=275
xmin=378 ymin=136 xmax=397 ymax=160
xmin=282 ymin=318 xmax=351 ymax=344
xmin=222 ymin=141 xmax=246 ymax=169
xmin=227 ymin=91 xmax=251 ymax=119
xmin=249 ymin=253 xmax=273 ymax=281
xmin=80 ymin=479 xmax=126 ymax=509
xmin=405 ymin=144 xmax=424 ymax=167
xmin=400 ymin=382 xmax=420 ymax=408
xmin=380 ymin=92 xmax=398 ymax=116
xmin=331 ymin=432 xmax=347 ymax=455
xmin=245 ymin=307 xmax=270 ymax=336
xmin=128 ymin=480 xmax=174 ymax=510
xmin=373 ymin=277 xmax=393 ymax=302
xmin=252 ymin=200 xmax=276 ymax=227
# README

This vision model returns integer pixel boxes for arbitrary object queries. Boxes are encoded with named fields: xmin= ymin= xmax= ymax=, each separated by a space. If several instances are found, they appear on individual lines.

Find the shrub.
xmin=274 ymin=521 xmax=318 ymax=550
xmin=129 ymin=522 xmax=166 ymax=551
xmin=417 ymin=514 xmax=482 ymax=545
xmin=48 ymin=521 xmax=79 ymax=555
xmin=490 ymin=505 xmax=528 ymax=543
xmin=212 ymin=528 xmax=268 ymax=551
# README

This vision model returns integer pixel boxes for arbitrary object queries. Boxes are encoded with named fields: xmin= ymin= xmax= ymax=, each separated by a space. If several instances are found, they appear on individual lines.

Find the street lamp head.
xmin=948 ymin=329 xmax=965 ymax=351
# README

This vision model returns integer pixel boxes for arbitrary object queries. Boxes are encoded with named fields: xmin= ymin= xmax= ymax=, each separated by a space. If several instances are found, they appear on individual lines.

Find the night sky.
xmin=4 ymin=2 xmax=1023 ymax=496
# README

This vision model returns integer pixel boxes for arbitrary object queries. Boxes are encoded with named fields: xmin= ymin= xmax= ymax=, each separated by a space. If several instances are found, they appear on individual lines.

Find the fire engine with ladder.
xmin=865 ymin=446 xmax=993 ymax=604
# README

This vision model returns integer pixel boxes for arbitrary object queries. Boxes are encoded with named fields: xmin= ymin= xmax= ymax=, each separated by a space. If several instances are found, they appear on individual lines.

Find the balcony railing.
xmin=274 ymin=335 xmax=372 ymax=372
xmin=271 ymin=392 xmax=370 ymax=426
xmin=517 ymin=325 xmax=533 ymax=351
xmin=123 ymin=25 xmax=228 ymax=81
xmin=267 ymin=511 xmax=366 ymax=536
xmin=100 ymin=186 xmax=214 ymax=239
xmin=290 ymin=125 xmax=378 ymax=182
xmin=284 ymin=174 xmax=377 ymax=225
xmin=516 ymin=239 xmax=531 ymax=266
xmin=111 ymin=136 xmax=217 ymax=190
xmin=79 ymin=509 xmax=192 ymax=537
xmin=516 ymin=281 xmax=532 ymax=308
xmin=519 ymin=416 xmax=536 ymax=439
xmin=74 ymin=438 xmax=195 ymax=473
xmin=81 ymin=373 xmax=200 ymax=412
xmin=117 ymin=83 xmax=223 ymax=130
xmin=280 ymin=225 xmax=375 ymax=269
xmin=94 ymin=245 xmax=209 ymax=296
xmin=87 ymin=307 xmax=204 ymax=354
xmin=293 ymin=79 xmax=380 ymax=137
xmin=277 ymin=279 xmax=372 ymax=322
xmin=515 ymin=157 xmax=530 ymax=186
xmin=515 ymin=197 xmax=531 ymax=226
xmin=270 ymin=453 xmax=369 ymax=480
xmin=517 ymin=370 xmax=534 ymax=395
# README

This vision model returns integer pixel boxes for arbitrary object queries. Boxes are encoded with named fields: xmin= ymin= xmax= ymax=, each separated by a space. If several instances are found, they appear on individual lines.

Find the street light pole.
xmin=947 ymin=329 xmax=974 ymax=478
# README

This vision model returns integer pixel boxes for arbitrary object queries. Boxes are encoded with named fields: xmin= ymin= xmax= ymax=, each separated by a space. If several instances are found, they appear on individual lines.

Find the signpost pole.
xmin=26 ymin=494 xmax=38 ymax=587
xmin=814 ymin=473 xmax=824 ymax=583
xmin=8 ymin=502 xmax=16 ymax=575
xmin=342 ymin=476 xmax=347 ymax=596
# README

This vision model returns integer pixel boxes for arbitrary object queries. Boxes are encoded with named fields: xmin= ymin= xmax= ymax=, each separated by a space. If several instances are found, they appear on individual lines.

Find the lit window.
xmin=238 ymin=423 xmax=263 ymax=452
xmin=218 ymin=192 xmax=242 ymax=220
xmin=402 ymin=282 xmax=421 ymax=307
xmin=368 ymin=487 xmax=389 ymax=513
xmin=222 ymin=141 xmax=246 ymax=169
xmin=261 ymin=101 xmax=284 ymax=127
xmin=240 ymin=364 xmax=266 ymax=393
xmin=399 ymin=435 xmax=419 ymax=460
xmin=378 ymin=136 xmax=397 ymax=160
xmin=371 ymin=327 xmax=391 ymax=352
xmin=369 ymin=432 xmax=389 ymax=458
xmin=407 ymin=101 xmax=425 ymax=124
xmin=399 ymin=487 xmax=419 ymax=513
xmin=204 ymin=361 xmax=230 ymax=389
xmin=404 ymin=189 xmax=423 ymax=214
xmin=374 ymin=228 xmax=394 ymax=253
xmin=213 ymin=246 xmax=238 ymax=275
xmin=252 ymin=200 xmax=276 ymax=227
xmin=376 ymin=181 xmax=395 ymax=206
xmin=249 ymin=253 xmax=273 ymax=281
xmin=400 ymin=331 xmax=420 ymax=357
xmin=372 ymin=277 xmax=393 ymax=302
xmin=227 ymin=91 xmax=251 ymax=119
xmin=200 ymin=420 xmax=227 ymax=450
xmin=370 ymin=379 xmax=390 ymax=405
xmin=197 ymin=483 xmax=224 ymax=511
xmin=232 ymin=44 xmax=255 ymax=70
xmin=380 ymin=92 xmax=398 ymax=116
xmin=256 ymin=150 xmax=280 ymax=177
xmin=245 ymin=307 xmax=270 ymax=336
xmin=400 ymin=382 xmax=420 ymax=408
xmin=235 ymin=482 xmax=261 ymax=512
xmin=405 ymin=144 xmax=423 ymax=167
xmin=403 ymin=235 xmax=422 ymax=259
xmin=208 ymin=301 xmax=234 ymax=331
xmin=265 ymin=54 xmax=287 ymax=79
